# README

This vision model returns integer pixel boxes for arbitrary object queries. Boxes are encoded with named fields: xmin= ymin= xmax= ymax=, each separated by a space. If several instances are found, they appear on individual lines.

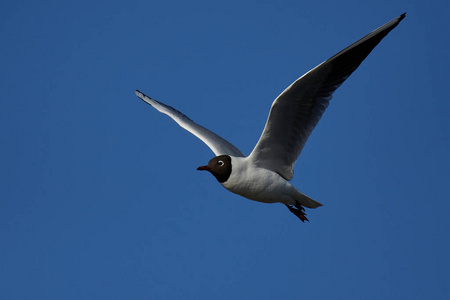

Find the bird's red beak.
xmin=197 ymin=165 xmax=210 ymax=171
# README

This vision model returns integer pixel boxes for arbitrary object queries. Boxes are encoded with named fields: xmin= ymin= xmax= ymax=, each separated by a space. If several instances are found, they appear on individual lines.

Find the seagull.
xmin=136 ymin=14 xmax=405 ymax=222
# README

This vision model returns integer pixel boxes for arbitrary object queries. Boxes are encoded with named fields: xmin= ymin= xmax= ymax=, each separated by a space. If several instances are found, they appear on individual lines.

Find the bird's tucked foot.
xmin=285 ymin=204 xmax=309 ymax=222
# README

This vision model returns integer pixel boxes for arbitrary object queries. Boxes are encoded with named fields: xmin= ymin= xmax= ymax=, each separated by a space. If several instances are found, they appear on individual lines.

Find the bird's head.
xmin=197 ymin=155 xmax=232 ymax=183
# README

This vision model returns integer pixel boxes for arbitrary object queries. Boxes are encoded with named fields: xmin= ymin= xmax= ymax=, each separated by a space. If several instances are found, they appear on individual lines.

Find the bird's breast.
xmin=221 ymin=158 xmax=295 ymax=204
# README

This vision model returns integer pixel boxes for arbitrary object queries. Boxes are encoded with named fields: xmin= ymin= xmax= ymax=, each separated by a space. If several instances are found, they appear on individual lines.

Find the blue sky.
xmin=1 ymin=0 xmax=449 ymax=299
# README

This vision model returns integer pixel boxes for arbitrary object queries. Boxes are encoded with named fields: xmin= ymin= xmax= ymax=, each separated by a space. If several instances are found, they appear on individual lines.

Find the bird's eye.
xmin=218 ymin=160 xmax=224 ymax=166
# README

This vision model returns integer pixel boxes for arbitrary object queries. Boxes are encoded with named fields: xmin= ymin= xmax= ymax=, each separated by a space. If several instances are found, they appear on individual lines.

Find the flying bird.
xmin=136 ymin=14 xmax=405 ymax=222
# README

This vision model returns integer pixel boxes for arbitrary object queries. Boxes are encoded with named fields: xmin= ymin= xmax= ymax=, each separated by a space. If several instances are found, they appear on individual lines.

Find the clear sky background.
xmin=1 ymin=0 xmax=449 ymax=299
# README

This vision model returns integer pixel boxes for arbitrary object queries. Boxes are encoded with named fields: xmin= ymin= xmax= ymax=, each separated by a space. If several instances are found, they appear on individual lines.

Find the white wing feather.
xmin=136 ymin=90 xmax=245 ymax=157
xmin=249 ymin=14 xmax=405 ymax=180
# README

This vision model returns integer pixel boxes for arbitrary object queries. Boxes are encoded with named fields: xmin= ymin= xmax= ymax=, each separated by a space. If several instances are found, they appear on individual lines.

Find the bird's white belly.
xmin=221 ymin=159 xmax=296 ymax=204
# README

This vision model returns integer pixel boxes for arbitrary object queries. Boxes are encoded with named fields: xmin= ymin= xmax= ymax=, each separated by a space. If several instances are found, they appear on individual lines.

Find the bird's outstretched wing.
xmin=249 ymin=13 xmax=405 ymax=180
xmin=136 ymin=90 xmax=245 ymax=157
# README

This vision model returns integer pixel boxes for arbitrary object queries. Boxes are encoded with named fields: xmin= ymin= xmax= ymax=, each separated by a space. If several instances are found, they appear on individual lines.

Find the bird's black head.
xmin=197 ymin=155 xmax=232 ymax=183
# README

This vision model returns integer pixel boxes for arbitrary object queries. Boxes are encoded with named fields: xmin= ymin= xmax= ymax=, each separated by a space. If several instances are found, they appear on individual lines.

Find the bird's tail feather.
xmin=295 ymin=191 xmax=323 ymax=208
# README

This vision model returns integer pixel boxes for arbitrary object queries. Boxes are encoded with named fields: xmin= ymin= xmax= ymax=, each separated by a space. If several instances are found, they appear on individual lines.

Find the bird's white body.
xmin=222 ymin=156 xmax=321 ymax=208
xmin=135 ymin=14 xmax=405 ymax=221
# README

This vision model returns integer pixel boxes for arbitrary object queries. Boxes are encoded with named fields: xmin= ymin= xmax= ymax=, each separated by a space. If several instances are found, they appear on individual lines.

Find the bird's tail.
xmin=294 ymin=191 xmax=323 ymax=208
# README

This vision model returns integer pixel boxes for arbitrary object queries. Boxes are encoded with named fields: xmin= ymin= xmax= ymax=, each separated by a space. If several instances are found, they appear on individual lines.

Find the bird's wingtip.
xmin=136 ymin=90 xmax=148 ymax=100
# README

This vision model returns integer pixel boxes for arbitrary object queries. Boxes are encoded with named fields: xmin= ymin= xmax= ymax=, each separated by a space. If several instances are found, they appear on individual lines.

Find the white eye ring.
xmin=218 ymin=160 xmax=224 ymax=166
